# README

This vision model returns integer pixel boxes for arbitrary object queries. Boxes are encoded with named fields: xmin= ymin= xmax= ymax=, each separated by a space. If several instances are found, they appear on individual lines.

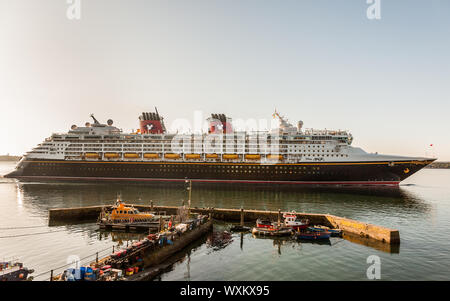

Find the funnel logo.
xmin=146 ymin=124 xmax=154 ymax=131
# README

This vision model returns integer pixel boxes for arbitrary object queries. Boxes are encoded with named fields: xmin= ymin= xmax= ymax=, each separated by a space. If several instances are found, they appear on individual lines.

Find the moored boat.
xmin=256 ymin=218 xmax=274 ymax=229
xmin=283 ymin=212 xmax=309 ymax=230
xmin=296 ymin=230 xmax=331 ymax=240
xmin=252 ymin=227 xmax=293 ymax=237
xmin=98 ymin=198 xmax=155 ymax=225
xmin=307 ymin=226 xmax=342 ymax=237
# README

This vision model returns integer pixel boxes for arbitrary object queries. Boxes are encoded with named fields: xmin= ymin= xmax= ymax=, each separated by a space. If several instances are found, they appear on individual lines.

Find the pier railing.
xmin=31 ymin=245 xmax=119 ymax=281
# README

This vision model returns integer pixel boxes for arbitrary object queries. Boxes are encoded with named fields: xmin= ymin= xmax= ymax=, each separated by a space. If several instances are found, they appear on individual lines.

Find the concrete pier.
xmin=48 ymin=204 xmax=400 ymax=245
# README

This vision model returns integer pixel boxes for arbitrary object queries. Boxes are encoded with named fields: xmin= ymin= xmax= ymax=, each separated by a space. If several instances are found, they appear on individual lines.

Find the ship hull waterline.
xmin=4 ymin=159 xmax=435 ymax=186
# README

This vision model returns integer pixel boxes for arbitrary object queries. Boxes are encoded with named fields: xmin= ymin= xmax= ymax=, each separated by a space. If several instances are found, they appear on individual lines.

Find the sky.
xmin=0 ymin=0 xmax=449 ymax=160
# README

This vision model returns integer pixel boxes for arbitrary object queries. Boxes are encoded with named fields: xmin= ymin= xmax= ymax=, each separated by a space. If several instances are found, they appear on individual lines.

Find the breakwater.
xmin=48 ymin=204 xmax=400 ymax=244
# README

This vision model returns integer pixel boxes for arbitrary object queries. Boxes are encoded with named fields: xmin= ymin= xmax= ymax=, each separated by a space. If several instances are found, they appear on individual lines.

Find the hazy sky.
xmin=0 ymin=0 xmax=449 ymax=159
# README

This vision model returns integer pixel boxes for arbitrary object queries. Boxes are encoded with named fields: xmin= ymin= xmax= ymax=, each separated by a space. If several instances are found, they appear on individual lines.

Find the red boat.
xmin=283 ymin=213 xmax=309 ymax=231
xmin=256 ymin=218 xmax=274 ymax=229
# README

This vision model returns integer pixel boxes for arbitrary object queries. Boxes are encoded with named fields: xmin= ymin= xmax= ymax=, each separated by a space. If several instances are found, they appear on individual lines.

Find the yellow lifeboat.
xmin=124 ymin=153 xmax=140 ymax=158
xmin=85 ymin=153 xmax=99 ymax=159
xmin=267 ymin=154 xmax=283 ymax=160
xmin=185 ymin=154 xmax=201 ymax=159
xmin=245 ymin=154 xmax=261 ymax=160
xmin=107 ymin=200 xmax=154 ymax=223
xmin=164 ymin=153 xmax=181 ymax=159
xmin=223 ymin=154 xmax=239 ymax=160
xmin=206 ymin=154 xmax=218 ymax=159
xmin=144 ymin=153 xmax=159 ymax=159
xmin=104 ymin=153 xmax=120 ymax=159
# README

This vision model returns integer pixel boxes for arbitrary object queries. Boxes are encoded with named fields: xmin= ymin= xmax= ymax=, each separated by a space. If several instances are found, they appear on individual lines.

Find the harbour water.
xmin=1 ymin=161 xmax=450 ymax=280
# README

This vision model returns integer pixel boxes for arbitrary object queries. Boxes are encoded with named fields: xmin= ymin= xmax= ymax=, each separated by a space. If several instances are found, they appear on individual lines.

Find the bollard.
xmin=50 ymin=270 xmax=53 ymax=281
xmin=278 ymin=209 xmax=281 ymax=227
xmin=96 ymin=252 xmax=98 ymax=263
xmin=112 ymin=245 xmax=115 ymax=253
xmin=240 ymin=208 xmax=244 ymax=226
xmin=150 ymin=200 xmax=153 ymax=211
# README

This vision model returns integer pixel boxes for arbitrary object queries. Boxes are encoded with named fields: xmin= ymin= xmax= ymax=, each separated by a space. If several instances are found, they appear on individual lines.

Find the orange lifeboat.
xmin=223 ymin=154 xmax=239 ymax=160
xmin=144 ymin=153 xmax=159 ymax=159
xmin=106 ymin=200 xmax=154 ymax=223
xmin=206 ymin=154 xmax=218 ymax=159
xmin=245 ymin=154 xmax=261 ymax=160
xmin=267 ymin=154 xmax=283 ymax=160
xmin=85 ymin=153 xmax=99 ymax=159
xmin=164 ymin=153 xmax=181 ymax=159
xmin=124 ymin=153 xmax=140 ymax=158
xmin=185 ymin=154 xmax=201 ymax=159
xmin=104 ymin=153 xmax=120 ymax=159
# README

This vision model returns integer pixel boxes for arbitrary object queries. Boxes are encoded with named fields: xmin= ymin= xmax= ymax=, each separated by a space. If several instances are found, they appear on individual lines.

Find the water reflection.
xmin=16 ymin=183 xmax=23 ymax=206
xmin=16 ymin=181 xmax=431 ymax=221
xmin=342 ymin=232 xmax=400 ymax=254
xmin=3 ymin=166 xmax=450 ymax=280
xmin=206 ymin=230 xmax=233 ymax=252
xmin=153 ymin=236 xmax=208 ymax=281
xmin=97 ymin=230 xmax=146 ymax=245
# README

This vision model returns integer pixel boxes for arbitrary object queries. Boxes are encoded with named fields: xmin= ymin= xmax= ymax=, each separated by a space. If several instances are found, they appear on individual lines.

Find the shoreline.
xmin=0 ymin=156 xmax=21 ymax=162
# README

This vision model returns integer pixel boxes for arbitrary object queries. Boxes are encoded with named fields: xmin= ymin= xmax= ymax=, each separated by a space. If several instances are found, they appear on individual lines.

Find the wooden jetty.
xmin=49 ymin=204 xmax=400 ymax=245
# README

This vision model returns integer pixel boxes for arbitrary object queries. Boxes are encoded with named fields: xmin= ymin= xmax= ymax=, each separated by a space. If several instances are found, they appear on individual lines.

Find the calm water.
xmin=1 ymin=161 xmax=450 ymax=280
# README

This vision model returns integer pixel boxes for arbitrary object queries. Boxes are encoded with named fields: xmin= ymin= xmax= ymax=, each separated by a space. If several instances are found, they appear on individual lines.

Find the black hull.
xmin=4 ymin=159 xmax=434 ymax=186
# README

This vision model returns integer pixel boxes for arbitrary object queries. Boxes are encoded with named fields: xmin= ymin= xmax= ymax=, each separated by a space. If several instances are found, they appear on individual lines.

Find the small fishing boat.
xmin=283 ymin=213 xmax=309 ymax=231
xmin=256 ymin=218 xmax=274 ymax=229
xmin=296 ymin=230 xmax=331 ymax=240
xmin=252 ymin=226 xmax=293 ymax=237
xmin=307 ymin=226 xmax=342 ymax=237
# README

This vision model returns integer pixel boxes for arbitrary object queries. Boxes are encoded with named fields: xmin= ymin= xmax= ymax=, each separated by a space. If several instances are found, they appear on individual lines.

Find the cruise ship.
xmin=5 ymin=109 xmax=435 ymax=186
